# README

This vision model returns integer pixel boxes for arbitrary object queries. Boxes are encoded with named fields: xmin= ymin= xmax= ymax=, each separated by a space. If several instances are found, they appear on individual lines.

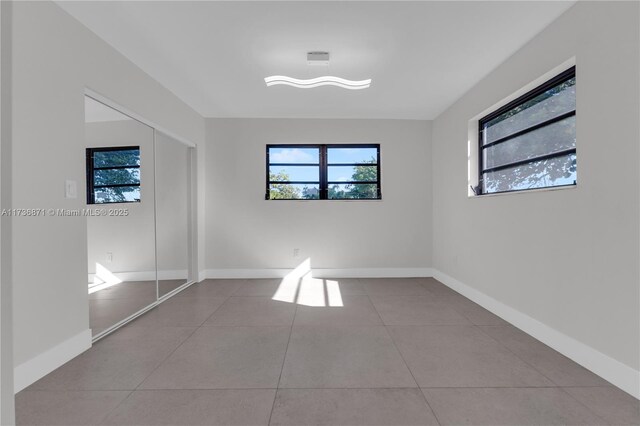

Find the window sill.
xmin=468 ymin=183 xmax=576 ymax=199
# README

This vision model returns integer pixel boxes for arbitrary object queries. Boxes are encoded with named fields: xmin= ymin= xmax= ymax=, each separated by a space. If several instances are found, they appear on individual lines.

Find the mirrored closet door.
xmin=85 ymin=96 xmax=157 ymax=337
xmin=84 ymin=95 xmax=195 ymax=339
xmin=155 ymin=131 xmax=193 ymax=298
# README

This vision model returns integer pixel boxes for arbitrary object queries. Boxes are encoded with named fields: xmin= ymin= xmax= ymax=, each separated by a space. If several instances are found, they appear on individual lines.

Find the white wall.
xmin=0 ymin=1 xmax=15 ymax=422
xmin=432 ymin=1 xmax=639 ymax=395
xmin=11 ymin=0 xmax=204 ymax=389
xmin=205 ymin=118 xmax=432 ymax=275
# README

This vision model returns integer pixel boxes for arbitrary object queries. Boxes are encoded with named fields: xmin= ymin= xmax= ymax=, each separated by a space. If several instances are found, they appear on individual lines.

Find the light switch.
xmin=65 ymin=180 xmax=77 ymax=199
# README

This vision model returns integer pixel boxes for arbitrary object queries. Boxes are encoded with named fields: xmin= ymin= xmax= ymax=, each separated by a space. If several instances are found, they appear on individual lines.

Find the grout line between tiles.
xmin=94 ymin=389 xmax=136 ymax=426
xmin=130 ymin=326 xmax=201 ymax=393
xmin=369 ymin=294 xmax=443 ymax=426
xmin=267 ymin=288 xmax=298 ymax=425
xmin=473 ymin=323 xmax=565 ymax=387
xmin=196 ymin=295 xmax=233 ymax=325
xmin=556 ymin=386 xmax=612 ymax=425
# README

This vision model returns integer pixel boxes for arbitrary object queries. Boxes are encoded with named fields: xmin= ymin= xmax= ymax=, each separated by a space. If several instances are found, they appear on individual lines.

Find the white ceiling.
xmin=58 ymin=1 xmax=575 ymax=120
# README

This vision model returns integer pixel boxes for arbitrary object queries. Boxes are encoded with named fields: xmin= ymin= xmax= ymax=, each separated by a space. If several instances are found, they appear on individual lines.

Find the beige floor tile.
xmin=388 ymin=325 xmax=553 ymax=387
xmin=271 ymin=388 xmax=438 ymax=425
xmin=15 ymin=390 xmax=130 ymax=425
xmin=361 ymin=278 xmax=432 ymax=296
xmin=102 ymin=389 xmax=275 ymax=425
xmin=434 ymin=292 xmax=508 ymax=325
xmin=563 ymin=386 xmax=640 ymax=425
xmin=294 ymin=295 xmax=382 ymax=326
xmin=280 ymin=325 xmax=416 ymax=388
xmin=131 ymin=295 xmax=227 ymax=327
xmin=27 ymin=328 xmax=195 ymax=390
xmin=417 ymin=277 xmax=460 ymax=297
xmin=204 ymin=297 xmax=296 ymax=326
xmin=158 ymin=279 xmax=189 ymax=297
xmin=370 ymin=295 xmax=471 ymax=325
xmin=233 ymin=279 xmax=283 ymax=296
xmin=18 ymin=277 xmax=633 ymax=426
xmin=90 ymin=297 xmax=156 ymax=331
xmin=139 ymin=326 xmax=290 ymax=389
xmin=319 ymin=278 xmax=367 ymax=295
xmin=423 ymin=387 xmax=606 ymax=425
xmin=175 ymin=279 xmax=245 ymax=297
xmin=480 ymin=325 xmax=611 ymax=386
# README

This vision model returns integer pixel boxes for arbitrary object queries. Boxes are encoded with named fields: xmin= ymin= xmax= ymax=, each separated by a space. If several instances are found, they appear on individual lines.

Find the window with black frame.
xmin=478 ymin=66 xmax=576 ymax=195
xmin=86 ymin=146 xmax=141 ymax=204
xmin=266 ymin=144 xmax=381 ymax=200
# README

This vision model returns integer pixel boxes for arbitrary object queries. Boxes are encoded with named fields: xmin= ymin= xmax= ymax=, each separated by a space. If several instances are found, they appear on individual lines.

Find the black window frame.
xmin=477 ymin=66 xmax=576 ymax=195
xmin=86 ymin=146 xmax=141 ymax=205
xmin=266 ymin=144 xmax=381 ymax=200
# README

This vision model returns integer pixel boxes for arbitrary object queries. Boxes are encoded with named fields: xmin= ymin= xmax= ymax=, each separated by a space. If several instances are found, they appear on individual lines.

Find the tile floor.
xmin=17 ymin=277 xmax=639 ymax=425
xmin=89 ymin=279 xmax=188 ymax=335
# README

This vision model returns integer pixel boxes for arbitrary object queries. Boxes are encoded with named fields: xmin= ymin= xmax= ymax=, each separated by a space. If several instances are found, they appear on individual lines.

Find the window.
xmin=266 ymin=144 xmax=381 ymax=200
xmin=86 ymin=146 xmax=141 ymax=204
xmin=478 ymin=66 xmax=576 ymax=195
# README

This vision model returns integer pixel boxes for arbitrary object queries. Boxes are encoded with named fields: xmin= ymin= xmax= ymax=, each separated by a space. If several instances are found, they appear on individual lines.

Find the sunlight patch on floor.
xmin=272 ymin=258 xmax=344 ymax=307
xmin=88 ymin=263 xmax=123 ymax=294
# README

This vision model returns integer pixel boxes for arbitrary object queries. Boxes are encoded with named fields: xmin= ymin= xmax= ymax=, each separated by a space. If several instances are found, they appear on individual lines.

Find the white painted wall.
xmin=205 ymin=118 xmax=432 ymax=274
xmin=0 ymin=1 xmax=15 ymax=422
xmin=11 ymin=0 xmax=204 ymax=388
xmin=432 ymin=0 xmax=639 ymax=393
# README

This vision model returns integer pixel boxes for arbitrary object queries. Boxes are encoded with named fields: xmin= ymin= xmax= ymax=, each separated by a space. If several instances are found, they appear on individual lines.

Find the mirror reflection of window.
xmin=86 ymin=146 xmax=141 ymax=204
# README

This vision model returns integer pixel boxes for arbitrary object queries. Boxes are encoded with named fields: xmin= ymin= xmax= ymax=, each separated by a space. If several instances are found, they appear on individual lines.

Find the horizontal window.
xmin=478 ymin=66 xmax=576 ymax=195
xmin=266 ymin=144 xmax=381 ymax=200
xmin=86 ymin=146 xmax=141 ymax=204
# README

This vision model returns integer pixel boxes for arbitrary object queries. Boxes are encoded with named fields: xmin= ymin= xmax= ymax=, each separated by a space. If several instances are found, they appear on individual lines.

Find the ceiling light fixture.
xmin=265 ymin=51 xmax=371 ymax=90
xmin=264 ymin=75 xmax=371 ymax=90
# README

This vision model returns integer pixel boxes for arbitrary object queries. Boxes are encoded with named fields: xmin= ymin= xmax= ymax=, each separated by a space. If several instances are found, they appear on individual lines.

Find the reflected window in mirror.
xmin=86 ymin=146 xmax=141 ymax=204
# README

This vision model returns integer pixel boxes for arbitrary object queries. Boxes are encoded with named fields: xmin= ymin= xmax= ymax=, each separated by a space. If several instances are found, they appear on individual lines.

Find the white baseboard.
xmin=203 ymin=267 xmax=434 ymax=279
xmin=432 ymin=269 xmax=640 ymax=400
xmin=14 ymin=329 xmax=91 ymax=393
xmin=88 ymin=269 xmax=188 ymax=283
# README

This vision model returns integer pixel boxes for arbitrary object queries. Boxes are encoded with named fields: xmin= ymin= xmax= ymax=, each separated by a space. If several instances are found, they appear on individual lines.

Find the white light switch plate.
xmin=65 ymin=180 xmax=77 ymax=199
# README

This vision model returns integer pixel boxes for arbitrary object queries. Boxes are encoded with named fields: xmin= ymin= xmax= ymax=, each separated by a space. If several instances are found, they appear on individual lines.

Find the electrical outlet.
xmin=293 ymin=248 xmax=300 ymax=258
xmin=106 ymin=252 xmax=113 ymax=263
xmin=65 ymin=180 xmax=77 ymax=199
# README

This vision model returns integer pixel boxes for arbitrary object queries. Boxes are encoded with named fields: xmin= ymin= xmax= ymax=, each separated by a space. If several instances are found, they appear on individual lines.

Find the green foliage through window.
xmin=267 ymin=145 xmax=380 ymax=200
xmin=87 ymin=147 xmax=141 ymax=204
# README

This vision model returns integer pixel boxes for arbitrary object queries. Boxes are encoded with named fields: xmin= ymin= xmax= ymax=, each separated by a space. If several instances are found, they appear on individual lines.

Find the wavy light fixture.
xmin=264 ymin=75 xmax=372 ymax=90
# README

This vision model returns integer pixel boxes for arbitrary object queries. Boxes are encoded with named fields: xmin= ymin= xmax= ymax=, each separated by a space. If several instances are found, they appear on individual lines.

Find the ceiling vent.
xmin=307 ymin=51 xmax=330 ymax=66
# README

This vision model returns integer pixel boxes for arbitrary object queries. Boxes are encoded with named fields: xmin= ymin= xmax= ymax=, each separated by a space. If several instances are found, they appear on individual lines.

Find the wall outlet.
xmin=293 ymin=248 xmax=300 ymax=258
xmin=106 ymin=252 xmax=113 ymax=263
xmin=65 ymin=179 xmax=77 ymax=199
